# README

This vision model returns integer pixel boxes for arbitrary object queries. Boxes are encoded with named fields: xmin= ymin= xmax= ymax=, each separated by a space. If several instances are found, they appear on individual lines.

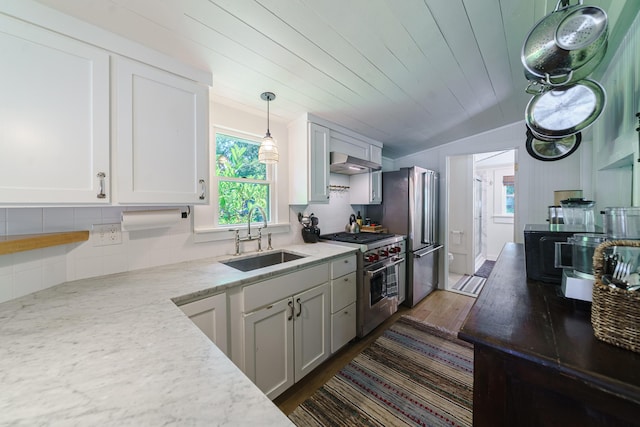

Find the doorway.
xmin=445 ymin=150 xmax=517 ymax=294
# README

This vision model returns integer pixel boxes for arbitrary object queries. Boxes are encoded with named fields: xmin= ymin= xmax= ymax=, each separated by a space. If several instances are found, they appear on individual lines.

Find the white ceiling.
xmin=35 ymin=0 xmax=639 ymax=158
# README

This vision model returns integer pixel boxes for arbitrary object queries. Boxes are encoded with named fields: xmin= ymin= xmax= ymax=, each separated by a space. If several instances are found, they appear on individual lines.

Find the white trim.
xmin=193 ymin=222 xmax=290 ymax=243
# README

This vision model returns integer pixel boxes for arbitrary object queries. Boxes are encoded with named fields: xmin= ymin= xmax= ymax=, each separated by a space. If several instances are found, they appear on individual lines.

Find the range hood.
xmin=329 ymin=152 xmax=382 ymax=175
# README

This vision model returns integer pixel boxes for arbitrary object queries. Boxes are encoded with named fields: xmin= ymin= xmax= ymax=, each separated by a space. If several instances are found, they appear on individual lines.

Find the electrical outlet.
xmin=93 ymin=223 xmax=122 ymax=246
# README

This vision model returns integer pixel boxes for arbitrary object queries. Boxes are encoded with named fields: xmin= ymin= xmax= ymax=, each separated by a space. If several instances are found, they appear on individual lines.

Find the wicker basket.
xmin=592 ymin=240 xmax=640 ymax=353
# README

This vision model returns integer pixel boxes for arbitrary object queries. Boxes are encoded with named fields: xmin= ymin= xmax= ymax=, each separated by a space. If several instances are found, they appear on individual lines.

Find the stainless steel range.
xmin=319 ymin=232 xmax=406 ymax=337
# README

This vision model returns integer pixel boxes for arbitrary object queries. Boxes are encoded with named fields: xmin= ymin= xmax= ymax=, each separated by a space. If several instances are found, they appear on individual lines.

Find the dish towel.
xmin=386 ymin=268 xmax=398 ymax=297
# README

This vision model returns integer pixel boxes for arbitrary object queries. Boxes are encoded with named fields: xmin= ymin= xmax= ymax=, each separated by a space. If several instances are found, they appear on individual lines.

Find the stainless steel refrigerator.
xmin=367 ymin=166 xmax=442 ymax=307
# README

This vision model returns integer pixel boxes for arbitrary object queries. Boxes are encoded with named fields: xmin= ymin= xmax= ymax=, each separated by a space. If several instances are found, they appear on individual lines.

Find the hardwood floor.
xmin=273 ymin=289 xmax=476 ymax=416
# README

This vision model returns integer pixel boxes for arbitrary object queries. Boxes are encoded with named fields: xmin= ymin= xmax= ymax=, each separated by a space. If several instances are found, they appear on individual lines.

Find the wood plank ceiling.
xmin=34 ymin=0 xmax=637 ymax=158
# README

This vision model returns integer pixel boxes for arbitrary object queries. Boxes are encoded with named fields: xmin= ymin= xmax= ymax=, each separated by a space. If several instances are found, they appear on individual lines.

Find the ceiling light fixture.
xmin=258 ymin=91 xmax=278 ymax=164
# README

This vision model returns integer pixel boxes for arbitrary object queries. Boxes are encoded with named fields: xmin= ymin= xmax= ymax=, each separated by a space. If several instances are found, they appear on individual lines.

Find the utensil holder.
xmin=592 ymin=240 xmax=640 ymax=353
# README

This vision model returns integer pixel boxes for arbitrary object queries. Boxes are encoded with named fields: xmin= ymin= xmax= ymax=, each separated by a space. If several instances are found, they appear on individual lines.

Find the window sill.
xmin=193 ymin=223 xmax=291 ymax=243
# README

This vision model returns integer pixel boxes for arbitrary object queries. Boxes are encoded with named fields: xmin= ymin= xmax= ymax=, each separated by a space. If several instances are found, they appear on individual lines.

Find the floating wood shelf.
xmin=0 ymin=231 xmax=89 ymax=256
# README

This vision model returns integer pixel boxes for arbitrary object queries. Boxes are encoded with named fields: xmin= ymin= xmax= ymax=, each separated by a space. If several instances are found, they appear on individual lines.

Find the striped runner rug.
xmin=452 ymin=275 xmax=486 ymax=296
xmin=288 ymin=316 xmax=474 ymax=427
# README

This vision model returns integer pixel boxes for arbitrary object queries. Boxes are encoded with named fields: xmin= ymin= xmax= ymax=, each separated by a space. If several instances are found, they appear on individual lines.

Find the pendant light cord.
xmin=636 ymin=111 xmax=640 ymax=163
xmin=266 ymin=97 xmax=271 ymax=137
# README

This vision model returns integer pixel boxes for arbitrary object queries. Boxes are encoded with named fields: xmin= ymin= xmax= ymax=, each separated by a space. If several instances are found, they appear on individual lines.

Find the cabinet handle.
xmin=97 ymin=172 xmax=106 ymax=199
xmin=288 ymin=300 xmax=294 ymax=321
xmin=296 ymin=298 xmax=302 ymax=317
xmin=344 ymin=277 xmax=349 ymax=282
xmin=199 ymin=179 xmax=206 ymax=200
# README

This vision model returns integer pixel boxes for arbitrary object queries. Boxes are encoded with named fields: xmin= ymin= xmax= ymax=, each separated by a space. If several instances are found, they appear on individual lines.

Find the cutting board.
xmin=360 ymin=225 xmax=386 ymax=233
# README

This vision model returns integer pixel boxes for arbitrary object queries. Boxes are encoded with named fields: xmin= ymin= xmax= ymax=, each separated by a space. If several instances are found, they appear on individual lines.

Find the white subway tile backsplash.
xmin=102 ymin=253 xmax=129 ymax=275
xmin=101 ymin=207 xmax=124 ymax=224
xmin=74 ymin=256 xmax=104 ymax=281
xmin=7 ymin=208 xmax=44 ymax=235
xmin=14 ymin=268 xmax=43 ymax=298
xmin=0 ymin=274 xmax=13 ymax=302
xmin=43 ymin=259 xmax=66 ymax=288
xmin=0 ymin=253 xmax=14 ymax=276
xmin=12 ymin=249 xmax=44 ymax=273
xmin=43 ymin=208 xmax=76 ymax=232
xmin=73 ymin=208 xmax=102 ymax=230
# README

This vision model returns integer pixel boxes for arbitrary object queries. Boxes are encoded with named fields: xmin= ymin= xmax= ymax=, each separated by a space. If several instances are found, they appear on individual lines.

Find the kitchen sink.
xmin=222 ymin=250 xmax=306 ymax=272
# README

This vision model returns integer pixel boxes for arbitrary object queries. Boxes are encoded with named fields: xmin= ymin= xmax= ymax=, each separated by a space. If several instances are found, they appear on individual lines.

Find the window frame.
xmin=213 ymin=130 xmax=273 ymax=227
xmin=193 ymin=125 xmax=289 ymax=242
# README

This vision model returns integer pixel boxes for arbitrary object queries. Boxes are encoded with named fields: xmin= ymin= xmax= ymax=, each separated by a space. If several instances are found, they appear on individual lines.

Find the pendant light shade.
xmin=259 ymin=92 xmax=279 ymax=164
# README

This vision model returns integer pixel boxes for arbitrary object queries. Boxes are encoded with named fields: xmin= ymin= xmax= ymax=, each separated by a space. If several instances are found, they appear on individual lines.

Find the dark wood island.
xmin=458 ymin=243 xmax=640 ymax=426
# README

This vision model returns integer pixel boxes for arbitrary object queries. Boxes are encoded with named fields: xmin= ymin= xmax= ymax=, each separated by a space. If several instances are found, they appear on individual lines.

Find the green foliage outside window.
xmin=216 ymin=133 xmax=270 ymax=225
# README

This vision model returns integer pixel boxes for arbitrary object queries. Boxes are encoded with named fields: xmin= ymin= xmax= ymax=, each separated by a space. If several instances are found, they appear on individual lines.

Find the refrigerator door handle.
xmin=414 ymin=245 xmax=443 ymax=258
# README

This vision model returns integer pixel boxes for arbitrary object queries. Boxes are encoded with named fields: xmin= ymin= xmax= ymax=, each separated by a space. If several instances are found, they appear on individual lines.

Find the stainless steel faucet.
xmin=247 ymin=206 xmax=267 ymax=237
xmin=233 ymin=206 xmax=268 ymax=255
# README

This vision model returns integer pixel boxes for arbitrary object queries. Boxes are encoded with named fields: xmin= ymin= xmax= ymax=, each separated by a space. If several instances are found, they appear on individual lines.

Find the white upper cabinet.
xmin=349 ymin=170 xmax=382 ymax=205
xmin=0 ymin=15 xmax=110 ymax=205
xmin=370 ymin=145 xmax=383 ymax=165
xmin=114 ymin=58 xmax=209 ymax=204
xmin=289 ymin=116 xmax=330 ymax=204
xmin=0 ymin=5 xmax=211 ymax=206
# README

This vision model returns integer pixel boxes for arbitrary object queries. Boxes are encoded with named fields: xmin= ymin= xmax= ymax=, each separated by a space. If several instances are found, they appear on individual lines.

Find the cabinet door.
xmin=331 ymin=272 xmax=357 ymax=312
xmin=370 ymin=145 xmax=383 ymax=164
xmin=331 ymin=302 xmax=356 ymax=353
xmin=371 ymin=170 xmax=383 ymax=204
xmin=350 ymin=171 xmax=382 ymax=204
xmin=244 ymin=298 xmax=294 ymax=399
xmin=308 ymin=123 xmax=330 ymax=203
xmin=179 ymin=293 xmax=227 ymax=355
xmin=294 ymin=282 xmax=330 ymax=381
xmin=115 ymin=58 xmax=209 ymax=204
xmin=0 ymin=16 xmax=110 ymax=204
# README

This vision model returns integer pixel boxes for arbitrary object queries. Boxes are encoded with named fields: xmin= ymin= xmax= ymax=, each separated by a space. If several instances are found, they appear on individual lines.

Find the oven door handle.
xmin=365 ymin=258 xmax=405 ymax=277
xmin=365 ymin=265 xmax=388 ymax=277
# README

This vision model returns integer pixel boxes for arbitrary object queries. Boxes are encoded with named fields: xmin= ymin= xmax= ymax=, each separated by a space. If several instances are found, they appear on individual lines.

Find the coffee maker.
xmin=298 ymin=212 xmax=320 ymax=243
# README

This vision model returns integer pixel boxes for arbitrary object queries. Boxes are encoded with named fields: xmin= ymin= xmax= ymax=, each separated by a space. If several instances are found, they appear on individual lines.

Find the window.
xmin=502 ymin=175 xmax=515 ymax=215
xmin=214 ymin=132 xmax=272 ymax=226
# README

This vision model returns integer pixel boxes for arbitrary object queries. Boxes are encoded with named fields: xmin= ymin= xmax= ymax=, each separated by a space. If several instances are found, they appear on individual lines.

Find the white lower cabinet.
xmin=179 ymin=292 xmax=228 ymax=355
xmin=233 ymin=263 xmax=330 ymax=400
xmin=244 ymin=282 xmax=330 ymax=399
xmin=331 ymin=302 xmax=356 ymax=352
xmin=330 ymin=256 xmax=357 ymax=353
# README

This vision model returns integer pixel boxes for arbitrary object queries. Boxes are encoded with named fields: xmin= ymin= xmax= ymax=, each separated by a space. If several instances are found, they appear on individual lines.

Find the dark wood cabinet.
xmin=459 ymin=243 xmax=640 ymax=427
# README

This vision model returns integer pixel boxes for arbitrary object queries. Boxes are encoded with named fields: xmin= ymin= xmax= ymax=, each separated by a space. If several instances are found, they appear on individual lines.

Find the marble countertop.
xmin=0 ymin=242 xmax=357 ymax=426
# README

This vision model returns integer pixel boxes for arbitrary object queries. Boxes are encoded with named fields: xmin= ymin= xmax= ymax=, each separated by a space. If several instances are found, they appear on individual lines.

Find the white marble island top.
xmin=0 ymin=243 xmax=357 ymax=426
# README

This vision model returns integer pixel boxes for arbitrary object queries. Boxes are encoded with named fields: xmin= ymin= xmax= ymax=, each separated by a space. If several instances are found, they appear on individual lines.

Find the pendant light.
xmin=258 ymin=91 xmax=279 ymax=164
